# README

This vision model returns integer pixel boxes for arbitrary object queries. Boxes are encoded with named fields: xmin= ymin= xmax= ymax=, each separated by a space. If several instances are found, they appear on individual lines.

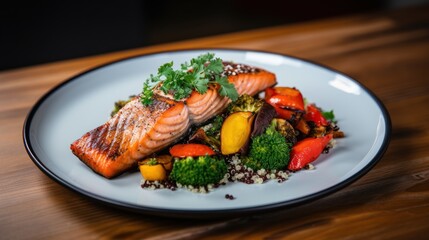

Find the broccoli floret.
xmin=228 ymin=94 xmax=263 ymax=114
xmin=170 ymin=156 xmax=227 ymax=186
xmin=205 ymin=115 xmax=224 ymax=137
xmin=243 ymin=122 xmax=291 ymax=170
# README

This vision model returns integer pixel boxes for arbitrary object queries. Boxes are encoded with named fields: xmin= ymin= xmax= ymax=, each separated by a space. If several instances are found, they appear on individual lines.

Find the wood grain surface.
xmin=1 ymin=5 xmax=429 ymax=239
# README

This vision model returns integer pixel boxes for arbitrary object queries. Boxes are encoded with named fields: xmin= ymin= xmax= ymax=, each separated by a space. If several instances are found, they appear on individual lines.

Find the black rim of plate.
xmin=23 ymin=48 xmax=392 ymax=219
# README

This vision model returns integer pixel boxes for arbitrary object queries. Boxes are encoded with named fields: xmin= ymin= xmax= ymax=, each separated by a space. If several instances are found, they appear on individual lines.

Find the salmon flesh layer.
xmin=70 ymin=62 xmax=276 ymax=178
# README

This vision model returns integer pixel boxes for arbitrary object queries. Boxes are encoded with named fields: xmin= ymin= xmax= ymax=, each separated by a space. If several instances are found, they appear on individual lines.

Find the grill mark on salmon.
xmin=70 ymin=63 xmax=276 ymax=178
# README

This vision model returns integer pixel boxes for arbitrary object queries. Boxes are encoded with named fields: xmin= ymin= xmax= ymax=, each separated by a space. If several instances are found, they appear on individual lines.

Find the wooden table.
xmin=2 ymin=5 xmax=429 ymax=239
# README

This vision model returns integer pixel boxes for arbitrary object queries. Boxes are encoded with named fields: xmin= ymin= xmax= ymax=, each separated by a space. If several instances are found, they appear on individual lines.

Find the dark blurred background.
xmin=1 ymin=0 xmax=428 ymax=71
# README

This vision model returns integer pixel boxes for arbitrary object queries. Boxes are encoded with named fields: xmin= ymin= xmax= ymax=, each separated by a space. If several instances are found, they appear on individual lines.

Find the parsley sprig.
xmin=140 ymin=53 xmax=239 ymax=106
xmin=322 ymin=110 xmax=336 ymax=123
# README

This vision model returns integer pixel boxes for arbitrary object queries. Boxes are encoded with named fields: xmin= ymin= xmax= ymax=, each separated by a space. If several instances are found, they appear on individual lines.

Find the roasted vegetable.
xmin=251 ymin=102 xmax=277 ymax=137
xmin=265 ymin=87 xmax=305 ymax=124
xmin=188 ymin=128 xmax=221 ymax=152
xmin=228 ymin=94 xmax=264 ymax=114
xmin=265 ymin=87 xmax=305 ymax=111
xmin=308 ymin=123 xmax=329 ymax=138
xmin=188 ymin=116 xmax=224 ymax=152
xmin=205 ymin=115 xmax=224 ymax=137
xmin=221 ymin=111 xmax=254 ymax=155
xmin=243 ymin=122 xmax=291 ymax=170
xmin=138 ymin=156 xmax=173 ymax=181
xmin=304 ymin=104 xmax=329 ymax=126
xmin=169 ymin=156 xmax=227 ymax=186
xmin=288 ymin=133 xmax=333 ymax=171
xmin=271 ymin=118 xmax=297 ymax=145
xmin=153 ymin=155 xmax=174 ymax=171
xmin=170 ymin=144 xmax=215 ymax=158
xmin=333 ymin=129 xmax=345 ymax=138
xmin=295 ymin=118 xmax=310 ymax=135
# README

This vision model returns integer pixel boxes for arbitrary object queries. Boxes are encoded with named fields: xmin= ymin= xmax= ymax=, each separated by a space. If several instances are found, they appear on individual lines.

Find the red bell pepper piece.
xmin=270 ymin=105 xmax=302 ymax=123
xmin=273 ymin=106 xmax=296 ymax=120
xmin=264 ymin=87 xmax=277 ymax=100
xmin=265 ymin=87 xmax=305 ymax=122
xmin=265 ymin=87 xmax=305 ymax=111
xmin=268 ymin=94 xmax=305 ymax=111
xmin=170 ymin=144 xmax=215 ymax=158
xmin=287 ymin=133 xmax=333 ymax=171
xmin=304 ymin=104 xmax=329 ymax=126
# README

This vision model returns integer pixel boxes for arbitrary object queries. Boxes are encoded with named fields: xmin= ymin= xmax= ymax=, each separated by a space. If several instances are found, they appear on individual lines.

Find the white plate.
xmin=23 ymin=49 xmax=391 ymax=218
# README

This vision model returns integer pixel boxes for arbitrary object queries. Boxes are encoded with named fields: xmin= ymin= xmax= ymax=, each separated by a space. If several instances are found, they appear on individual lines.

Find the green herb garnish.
xmin=147 ymin=158 xmax=158 ymax=165
xmin=322 ymin=110 xmax=336 ymax=122
xmin=140 ymin=53 xmax=239 ymax=106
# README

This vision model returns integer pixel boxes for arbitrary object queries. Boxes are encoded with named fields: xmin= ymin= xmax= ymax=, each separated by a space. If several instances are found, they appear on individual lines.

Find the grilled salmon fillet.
xmin=71 ymin=62 xmax=276 ymax=178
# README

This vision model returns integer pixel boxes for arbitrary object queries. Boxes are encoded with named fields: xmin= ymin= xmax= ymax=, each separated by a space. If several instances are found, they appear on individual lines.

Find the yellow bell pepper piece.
xmin=139 ymin=164 xmax=167 ymax=181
